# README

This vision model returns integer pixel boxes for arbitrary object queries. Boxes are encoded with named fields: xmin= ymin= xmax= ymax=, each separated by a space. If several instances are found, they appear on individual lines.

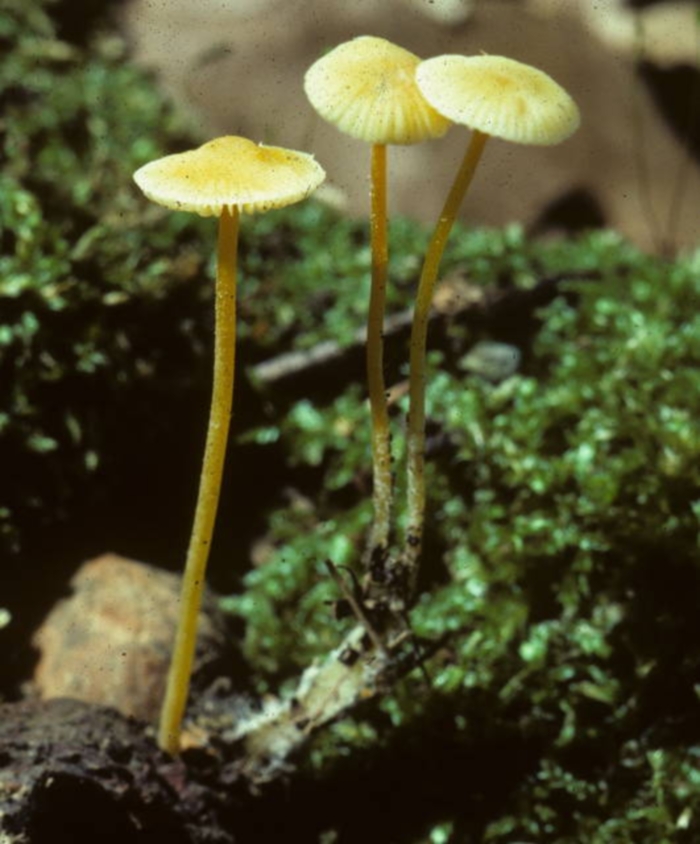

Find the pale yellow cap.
xmin=304 ymin=36 xmax=450 ymax=146
xmin=416 ymin=55 xmax=580 ymax=146
xmin=133 ymin=136 xmax=326 ymax=217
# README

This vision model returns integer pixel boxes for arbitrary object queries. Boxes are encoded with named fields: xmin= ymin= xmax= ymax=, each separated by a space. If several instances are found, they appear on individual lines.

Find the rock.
xmin=32 ymin=554 xmax=230 ymax=724
xmin=459 ymin=340 xmax=522 ymax=382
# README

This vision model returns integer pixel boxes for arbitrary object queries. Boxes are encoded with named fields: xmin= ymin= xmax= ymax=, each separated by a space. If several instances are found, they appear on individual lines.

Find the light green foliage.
xmin=232 ymin=229 xmax=700 ymax=841
xmin=0 ymin=0 xmax=211 ymax=552
xmin=0 ymin=0 xmax=394 ymax=555
xmin=221 ymin=500 xmax=368 ymax=685
xmin=236 ymin=208 xmax=426 ymax=350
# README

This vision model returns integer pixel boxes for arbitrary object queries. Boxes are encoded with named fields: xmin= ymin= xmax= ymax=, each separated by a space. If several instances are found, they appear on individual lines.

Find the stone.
xmin=32 ymin=554 xmax=229 ymax=724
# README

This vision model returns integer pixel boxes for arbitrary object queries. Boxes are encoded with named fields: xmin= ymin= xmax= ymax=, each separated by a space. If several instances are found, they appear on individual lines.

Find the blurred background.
xmin=121 ymin=0 xmax=700 ymax=255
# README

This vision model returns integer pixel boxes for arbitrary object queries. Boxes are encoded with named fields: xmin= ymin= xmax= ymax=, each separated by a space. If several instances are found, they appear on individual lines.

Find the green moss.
xmin=232 ymin=230 xmax=700 ymax=840
xmin=0 ymin=0 xmax=389 ymax=557
xmin=0 ymin=1 xmax=204 ymax=552
xmin=220 ymin=498 xmax=369 ymax=685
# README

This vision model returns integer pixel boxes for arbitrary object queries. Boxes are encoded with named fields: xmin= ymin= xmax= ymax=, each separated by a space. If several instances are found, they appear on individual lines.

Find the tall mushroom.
xmin=401 ymin=55 xmax=580 ymax=585
xmin=133 ymin=135 xmax=325 ymax=754
xmin=304 ymin=36 xmax=450 ymax=583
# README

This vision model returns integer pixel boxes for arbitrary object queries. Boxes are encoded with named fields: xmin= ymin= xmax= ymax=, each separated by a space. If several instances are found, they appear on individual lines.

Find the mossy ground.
xmin=2 ymin=1 xmax=700 ymax=841
xmin=228 ymin=231 xmax=700 ymax=843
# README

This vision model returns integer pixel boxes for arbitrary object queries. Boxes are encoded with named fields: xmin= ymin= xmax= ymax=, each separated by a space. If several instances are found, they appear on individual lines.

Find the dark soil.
xmin=0 ymin=698 xmax=235 ymax=844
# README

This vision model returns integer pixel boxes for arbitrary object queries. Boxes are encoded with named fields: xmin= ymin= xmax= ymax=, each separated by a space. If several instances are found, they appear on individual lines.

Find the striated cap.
xmin=416 ymin=55 xmax=580 ymax=146
xmin=304 ymin=36 xmax=451 ymax=146
xmin=133 ymin=136 xmax=326 ymax=217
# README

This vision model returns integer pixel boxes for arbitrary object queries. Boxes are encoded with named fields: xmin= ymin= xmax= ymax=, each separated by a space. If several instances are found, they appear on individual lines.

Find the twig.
xmin=325 ymin=560 xmax=388 ymax=657
xmin=247 ymin=271 xmax=599 ymax=395
xmin=248 ymin=273 xmax=484 ymax=389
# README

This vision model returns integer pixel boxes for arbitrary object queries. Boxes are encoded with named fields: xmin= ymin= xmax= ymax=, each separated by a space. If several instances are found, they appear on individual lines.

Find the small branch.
xmin=248 ymin=306 xmax=416 ymax=388
xmin=247 ymin=271 xmax=599 ymax=396
xmin=248 ymin=273 xmax=485 ymax=390
xmin=325 ymin=560 xmax=388 ymax=657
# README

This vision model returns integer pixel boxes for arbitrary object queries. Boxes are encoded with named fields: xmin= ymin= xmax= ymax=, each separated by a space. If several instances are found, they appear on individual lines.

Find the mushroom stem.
xmin=158 ymin=204 xmax=239 ymax=755
xmin=402 ymin=129 xmax=488 ymax=587
xmin=366 ymin=142 xmax=393 ymax=572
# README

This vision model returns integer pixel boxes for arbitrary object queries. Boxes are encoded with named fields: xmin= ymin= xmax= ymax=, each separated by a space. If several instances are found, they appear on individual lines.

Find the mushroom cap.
xmin=133 ymin=136 xmax=326 ymax=217
xmin=304 ymin=36 xmax=451 ymax=146
xmin=416 ymin=55 xmax=580 ymax=146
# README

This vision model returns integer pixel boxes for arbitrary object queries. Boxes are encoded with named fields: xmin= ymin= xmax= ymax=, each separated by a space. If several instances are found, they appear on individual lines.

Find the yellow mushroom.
xmin=304 ymin=36 xmax=449 ymax=578
xmin=133 ymin=136 xmax=325 ymax=754
xmin=402 ymin=55 xmax=580 ymax=580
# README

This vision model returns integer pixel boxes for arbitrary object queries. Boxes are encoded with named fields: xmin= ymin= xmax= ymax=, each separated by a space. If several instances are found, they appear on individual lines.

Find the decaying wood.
xmin=0 ymin=627 xmax=416 ymax=840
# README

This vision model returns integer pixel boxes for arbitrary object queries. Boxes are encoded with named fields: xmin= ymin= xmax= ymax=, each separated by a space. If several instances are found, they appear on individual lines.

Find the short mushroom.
xmin=402 ymin=54 xmax=580 ymax=578
xmin=304 ymin=36 xmax=450 ymax=576
xmin=133 ymin=135 xmax=325 ymax=754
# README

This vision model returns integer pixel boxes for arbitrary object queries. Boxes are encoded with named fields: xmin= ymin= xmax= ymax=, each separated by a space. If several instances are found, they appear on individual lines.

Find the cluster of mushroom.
xmin=133 ymin=38 xmax=579 ymax=755
xmin=304 ymin=38 xmax=580 ymax=594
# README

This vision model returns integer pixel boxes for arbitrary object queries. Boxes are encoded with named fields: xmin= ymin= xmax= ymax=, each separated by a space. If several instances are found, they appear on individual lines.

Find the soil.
xmin=0 ymin=698 xmax=234 ymax=844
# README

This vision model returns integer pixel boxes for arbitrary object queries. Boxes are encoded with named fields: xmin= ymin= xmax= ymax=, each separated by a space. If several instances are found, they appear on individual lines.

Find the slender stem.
xmin=157 ymin=205 xmax=239 ymax=755
xmin=366 ymin=143 xmax=393 ymax=571
xmin=402 ymin=130 xmax=488 ymax=585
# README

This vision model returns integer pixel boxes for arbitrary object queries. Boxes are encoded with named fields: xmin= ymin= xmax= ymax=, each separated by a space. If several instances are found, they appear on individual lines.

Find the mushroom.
xmin=304 ymin=36 xmax=450 ymax=577
xmin=401 ymin=54 xmax=580 ymax=581
xmin=133 ymin=135 xmax=325 ymax=754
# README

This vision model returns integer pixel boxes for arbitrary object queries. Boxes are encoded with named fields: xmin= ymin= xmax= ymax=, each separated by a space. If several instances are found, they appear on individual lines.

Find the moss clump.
xmin=0 ymin=0 xmax=402 ymax=563
xmin=229 ymin=229 xmax=700 ymax=841
xmin=0 ymin=0 xmax=208 ymax=557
